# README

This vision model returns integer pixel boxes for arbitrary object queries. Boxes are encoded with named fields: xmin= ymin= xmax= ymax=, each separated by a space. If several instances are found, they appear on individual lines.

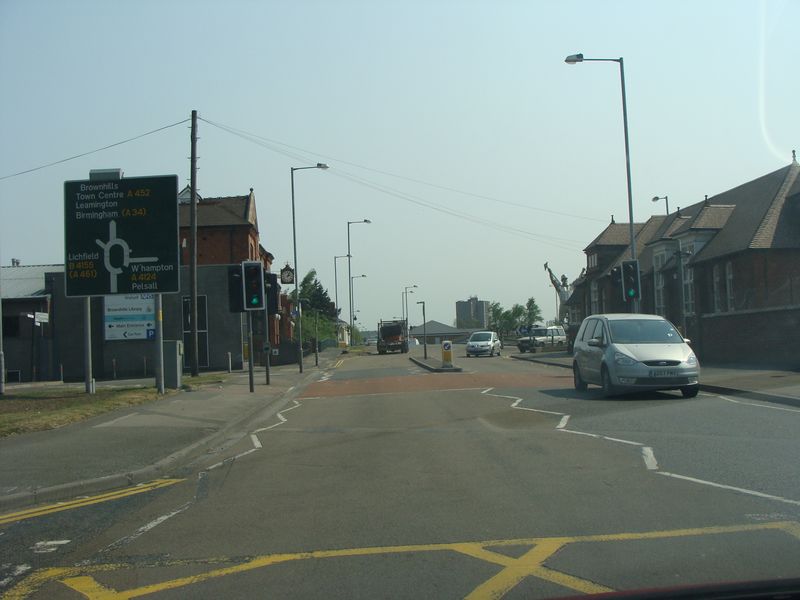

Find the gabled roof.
xmin=584 ymin=222 xmax=644 ymax=251
xmin=0 ymin=265 xmax=62 ymax=298
xmin=691 ymin=161 xmax=799 ymax=263
xmin=409 ymin=320 xmax=480 ymax=336
xmin=178 ymin=188 xmax=259 ymax=232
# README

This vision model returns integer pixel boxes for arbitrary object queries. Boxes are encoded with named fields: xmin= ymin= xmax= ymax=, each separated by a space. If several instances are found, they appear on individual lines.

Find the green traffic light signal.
xmin=241 ymin=261 xmax=265 ymax=311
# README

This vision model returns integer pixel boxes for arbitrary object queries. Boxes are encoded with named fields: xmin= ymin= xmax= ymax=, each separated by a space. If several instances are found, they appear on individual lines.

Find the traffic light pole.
xmin=247 ymin=311 xmax=254 ymax=393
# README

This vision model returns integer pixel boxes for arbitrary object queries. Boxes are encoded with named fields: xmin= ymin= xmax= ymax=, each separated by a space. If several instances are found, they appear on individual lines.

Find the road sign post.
xmin=64 ymin=173 xmax=179 ymax=394
xmin=64 ymin=175 xmax=180 ymax=297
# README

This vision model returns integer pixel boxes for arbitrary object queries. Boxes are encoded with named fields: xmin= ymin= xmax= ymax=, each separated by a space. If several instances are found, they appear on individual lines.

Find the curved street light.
xmin=347 ymin=219 xmax=371 ymax=343
xmin=652 ymin=195 xmax=670 ymax=215
xmin=565 ymin=52 xmax=637 ymax=310
xmin=291 ymin=162 xmax=329 ymax=372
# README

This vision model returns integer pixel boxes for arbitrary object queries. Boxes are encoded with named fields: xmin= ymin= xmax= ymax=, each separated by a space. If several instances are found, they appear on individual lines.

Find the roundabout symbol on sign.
xmin=443 ymin=341 xmax=452 ymax=351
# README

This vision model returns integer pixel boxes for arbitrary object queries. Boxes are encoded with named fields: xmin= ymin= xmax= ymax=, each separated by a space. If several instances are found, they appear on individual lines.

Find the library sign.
xmin=64 ymin=175 xmax=179 ymax=296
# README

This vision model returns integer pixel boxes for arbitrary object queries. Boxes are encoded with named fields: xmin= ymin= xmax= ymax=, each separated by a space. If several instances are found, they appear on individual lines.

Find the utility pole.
xmin=189 ymin=109 xmax=199 ymax=376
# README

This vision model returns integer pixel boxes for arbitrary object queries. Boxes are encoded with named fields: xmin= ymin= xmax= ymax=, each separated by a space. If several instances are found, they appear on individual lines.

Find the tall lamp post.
xmin=652 ymin=195 xmax=669 ymax=215
xmin=403 ymin=284 xmax=417 ymax=338
xmin=291 ymin=162 xmax=329 ymax=373
xmin=347 ymin=219 xmax=371 ymax=343
xmin=416 ymin=300 xmax=427 ymax=359
xmin=350 ymin=274 xmax=367 ymax=341
xmin=334 ymin=254 xmax=347 ymax=345
xmin=565 ymin=52 xmax=638 ymax=311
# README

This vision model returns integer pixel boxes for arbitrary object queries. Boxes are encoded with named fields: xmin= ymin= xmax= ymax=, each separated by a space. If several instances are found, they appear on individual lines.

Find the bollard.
xmin=59 ymin=363 xmax=64 ymax=382
xmin=227 ymin=352 xmax=232 ymax=373
xmin=441 ymin=340 xmax=453 ymax=369
xmin=112 ymin=358 xmax=117 ymax=379
xmin=143 ymin=357 xmax=147 ymax=377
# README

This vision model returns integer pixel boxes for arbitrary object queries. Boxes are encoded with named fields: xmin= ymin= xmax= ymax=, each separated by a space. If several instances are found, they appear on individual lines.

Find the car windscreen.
xmin=608 ymin=319 xmax=683 ymax=344
xmin=530 ymin=329 xmax=548 ymax=337
xmin=470 ymin=333 xmax=491 ymax=341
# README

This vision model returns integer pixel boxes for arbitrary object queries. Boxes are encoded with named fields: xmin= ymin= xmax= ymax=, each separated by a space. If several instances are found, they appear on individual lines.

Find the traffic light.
xmin=241 ymin=261 xmax=265 ymax=311
xmin=621 ymin=259 xmax=641 ymax=302
xmin=265 ymin=272 xmax=280 ymax=315
xmin=228 ymin=265 xmax=244 ymax=313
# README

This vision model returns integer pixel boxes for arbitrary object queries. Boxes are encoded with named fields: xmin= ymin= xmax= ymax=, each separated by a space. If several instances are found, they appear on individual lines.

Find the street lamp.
xmin=291 ymin=162 xmax=329 ymax=372
xmin=416 ymin=300 xmax=427 ymax=359
xmin=403 ymin=284 xmax=417 ymax=338
xmin=652 ymin=195 xmax=670 ymax=215
xmin=565 ymin=52 xmax=638 ymax=311
xmin=333 ymin=254 xmax=347 ymax=333
xmin=350 ymin=274 xmax=367 ymax=340
xmin=347 ymin=219 xmax=371 ymax=343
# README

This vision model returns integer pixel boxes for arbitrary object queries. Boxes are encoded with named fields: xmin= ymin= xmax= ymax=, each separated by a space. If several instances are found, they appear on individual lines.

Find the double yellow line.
xmin=0 ymin=478 xmax=183 ymax=526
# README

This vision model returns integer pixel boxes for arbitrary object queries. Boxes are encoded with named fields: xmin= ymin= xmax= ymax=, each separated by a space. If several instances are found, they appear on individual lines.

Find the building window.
xmin=2 ymin=316 xmax=20 ymax=337
xmin=725 ymin=261 xmax=734 ymax=311
xmin=713 ymin=264 xmax=722 ymax=313
xmin=588 ymin=253 xmax=598 ymax=269
xmin=684 ymin=267 xmax=695 ymax=315
xmin=652 ymin=253 xmax=666 ymax=317
xmin=590 ymin=281 xmax=599 ymax=314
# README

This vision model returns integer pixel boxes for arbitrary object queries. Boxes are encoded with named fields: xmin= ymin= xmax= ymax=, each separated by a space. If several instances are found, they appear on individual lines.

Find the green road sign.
xmin=64 ymin=175 xmax=179 ymax=296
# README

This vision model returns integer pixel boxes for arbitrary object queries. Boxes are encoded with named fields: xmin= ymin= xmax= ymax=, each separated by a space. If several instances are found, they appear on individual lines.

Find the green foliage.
xmin=488 ymin=297 xmax=543 ymax=337
xmin=525 ymin=297 xmax=543 ymax=326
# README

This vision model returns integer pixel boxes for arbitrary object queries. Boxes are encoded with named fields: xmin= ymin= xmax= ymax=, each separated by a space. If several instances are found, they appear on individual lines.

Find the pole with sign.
xmin=64 ymin=173 xmax=179 ymax=393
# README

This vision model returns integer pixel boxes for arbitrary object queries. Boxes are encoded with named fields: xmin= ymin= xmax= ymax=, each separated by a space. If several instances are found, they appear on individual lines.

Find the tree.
xmin=488 ymin=302 xmax=504 ymax=331
xmin=525 ymin=297 xmax=542 ymax=326
xmin=298 ymin=269 xmax=337 ymax=320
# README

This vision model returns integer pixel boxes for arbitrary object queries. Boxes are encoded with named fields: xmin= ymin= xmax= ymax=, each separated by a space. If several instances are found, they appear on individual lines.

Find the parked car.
xmin=466 ymin=331 xmax=502 ymax=357
xmin=572 ymin=313 xmax=700 ymax=398
xmin=517 ymin=326 xmax=566 ymax=352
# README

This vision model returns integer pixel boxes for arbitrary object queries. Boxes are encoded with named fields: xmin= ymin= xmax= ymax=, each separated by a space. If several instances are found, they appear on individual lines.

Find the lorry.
xmin=377 ymin=319 xmax=408 ymax=354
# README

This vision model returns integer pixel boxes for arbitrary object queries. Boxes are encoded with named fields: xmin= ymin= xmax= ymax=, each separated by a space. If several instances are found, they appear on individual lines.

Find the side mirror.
xmin=587 ymin=338 xmax=602 ymax=347
xmin=683 ymin=338 xmax=692 ymax=345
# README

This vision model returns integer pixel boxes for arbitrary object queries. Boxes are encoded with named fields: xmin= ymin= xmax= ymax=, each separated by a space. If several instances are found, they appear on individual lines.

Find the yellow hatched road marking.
xmin=0 ymin=479 xmax=184 ymax=526
xmin=9 ymin=520 xmax=800 ymax=599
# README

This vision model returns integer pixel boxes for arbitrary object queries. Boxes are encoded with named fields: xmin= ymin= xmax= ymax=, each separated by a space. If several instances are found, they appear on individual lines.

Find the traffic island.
xmin=409 ymin=356 xmax=463 ymax=373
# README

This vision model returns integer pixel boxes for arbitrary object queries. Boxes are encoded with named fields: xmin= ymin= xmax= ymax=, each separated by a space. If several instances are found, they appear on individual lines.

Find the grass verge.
xmin=0 ymin=373 xmax=228 ymax=437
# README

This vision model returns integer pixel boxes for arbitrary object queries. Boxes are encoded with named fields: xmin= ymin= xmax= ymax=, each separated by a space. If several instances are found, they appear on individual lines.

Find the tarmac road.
xmin=3 ymin=348 xmax=799 ymax=598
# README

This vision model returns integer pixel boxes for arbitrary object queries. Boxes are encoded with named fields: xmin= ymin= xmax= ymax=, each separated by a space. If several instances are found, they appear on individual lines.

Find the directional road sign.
xmin=64 ymin=175 xmax=179 ymax=296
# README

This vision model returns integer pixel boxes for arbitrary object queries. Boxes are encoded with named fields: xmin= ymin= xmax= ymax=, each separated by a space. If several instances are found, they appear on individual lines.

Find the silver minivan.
xmin=572 ymin=313 xmax=700 ymax=398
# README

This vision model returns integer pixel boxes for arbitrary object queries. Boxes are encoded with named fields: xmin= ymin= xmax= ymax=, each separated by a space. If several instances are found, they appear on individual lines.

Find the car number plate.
xmin=649 ymin=369 xmax=680 ymax=378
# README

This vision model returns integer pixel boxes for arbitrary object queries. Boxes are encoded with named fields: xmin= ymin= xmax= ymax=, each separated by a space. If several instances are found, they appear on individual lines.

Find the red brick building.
xmin=178 ymin=187 xmax=295 ymax=364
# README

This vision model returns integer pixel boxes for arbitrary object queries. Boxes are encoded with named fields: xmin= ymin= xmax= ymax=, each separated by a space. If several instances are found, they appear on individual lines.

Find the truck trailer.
xmin=377 ymin=319 xmax=408 ymax=354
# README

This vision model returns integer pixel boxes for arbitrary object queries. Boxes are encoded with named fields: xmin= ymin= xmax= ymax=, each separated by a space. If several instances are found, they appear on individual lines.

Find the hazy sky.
xmin=1 ymin=0 xmax=797 ymax=329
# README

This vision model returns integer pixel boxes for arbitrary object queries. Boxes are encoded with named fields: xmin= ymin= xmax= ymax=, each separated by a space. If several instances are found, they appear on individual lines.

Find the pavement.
xmin=2 ymin=344 xmax=798 ymax=513
xmin=0 ymin=348 xmax=343 ymax=511
xmin=508 ymin=350 xmax=800 ymax=407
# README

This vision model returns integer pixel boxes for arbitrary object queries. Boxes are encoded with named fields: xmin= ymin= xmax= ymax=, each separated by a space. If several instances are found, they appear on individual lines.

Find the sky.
xmin=1 ymin=0 xmax=797 ymax=330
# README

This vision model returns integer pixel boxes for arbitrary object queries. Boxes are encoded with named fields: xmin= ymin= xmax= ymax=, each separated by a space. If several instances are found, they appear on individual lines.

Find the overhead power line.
xmin=200 ymin=118 xmax=586 ymax=250
xmin=0 ymin=119 xmax=190 ymax=181
xmin=199 ymin=117 xmax=606 ymax=224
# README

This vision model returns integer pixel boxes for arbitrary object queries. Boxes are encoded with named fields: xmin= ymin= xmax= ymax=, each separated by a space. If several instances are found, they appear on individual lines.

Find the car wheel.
xmin=601 ymin=366 xmax=616 ymax=398
xmin=573 ymin=362 xmax=587 ymax=391
xmin=489 ymin=348 xmax=494 ymax=357
xmin=681 ymin=385 xmax=699 ymax=398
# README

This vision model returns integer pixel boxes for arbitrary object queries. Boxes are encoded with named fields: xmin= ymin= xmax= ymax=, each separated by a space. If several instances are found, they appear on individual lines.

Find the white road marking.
xmin=642 ymin=447 xmax=659 ymax=470
xmin=253 ymin=399 xmax=302 ymax=433
xmin=658 ymin=472 xmax=800 ymax=506
xmin=101 ymin=502 xmax=192 ymax=552
xmin=715 ymin=394 xmax=800 ymax=413
xmin=556 ymin=415 xmax=570 ymax=429
xmin=31 ymin=540 xmax=70 ymax=554
xmin=250 ymin=433 xmax=262 ymax=449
